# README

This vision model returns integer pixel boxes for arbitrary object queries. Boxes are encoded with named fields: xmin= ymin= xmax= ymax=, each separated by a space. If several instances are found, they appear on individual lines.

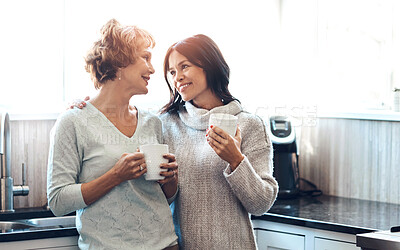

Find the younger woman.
xmin=160 ymin=34 xmax=278 ymax=249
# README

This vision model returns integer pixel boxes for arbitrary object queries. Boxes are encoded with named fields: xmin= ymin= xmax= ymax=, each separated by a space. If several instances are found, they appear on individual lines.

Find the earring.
xmin=118 ymin=71 xmax=121 ymax=81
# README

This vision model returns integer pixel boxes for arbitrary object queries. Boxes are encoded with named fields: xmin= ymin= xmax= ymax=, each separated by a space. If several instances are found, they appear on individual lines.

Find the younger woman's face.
xmin=168 ymin=50 xmax=213 ymax=105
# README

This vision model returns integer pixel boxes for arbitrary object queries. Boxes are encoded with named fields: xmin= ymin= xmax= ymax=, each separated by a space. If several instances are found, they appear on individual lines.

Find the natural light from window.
xmin=0 ymin=0 xmax=398 ymax=120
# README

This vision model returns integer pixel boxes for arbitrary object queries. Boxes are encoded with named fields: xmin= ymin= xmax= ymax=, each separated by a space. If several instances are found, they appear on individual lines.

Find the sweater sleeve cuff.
xmin=224 ymin=155 xmax=249 ymax=177
xmin=167 ymin=187 xmax=179 ymax=205
xmin=76 ymin=183 xmax=87 ymax=206
xmin=49 ymin=184 xmax=87 ymax=216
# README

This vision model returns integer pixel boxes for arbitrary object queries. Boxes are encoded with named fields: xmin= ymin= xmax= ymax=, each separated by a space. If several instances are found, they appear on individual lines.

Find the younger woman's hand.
xmin=158 ymin=153 xmax=178 ymax=185
xmin=206 ymin=125 xmax=245 ymax=170
xmin=158 ymin=153 xmax=178 ymax=200
xmin=67 ymin=96 xmax=90 ymax=110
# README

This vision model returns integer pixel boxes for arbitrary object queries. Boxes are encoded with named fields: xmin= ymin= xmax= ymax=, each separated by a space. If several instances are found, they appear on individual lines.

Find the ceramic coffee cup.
xmin=139 ymin=144 xmax=169 ymax=181
xmin=208 ymin=113 xmax=238 ymax=137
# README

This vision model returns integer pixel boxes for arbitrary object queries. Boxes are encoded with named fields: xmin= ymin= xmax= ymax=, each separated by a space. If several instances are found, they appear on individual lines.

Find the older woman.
xmin=47 ymin=19 xmax=178 ymax=250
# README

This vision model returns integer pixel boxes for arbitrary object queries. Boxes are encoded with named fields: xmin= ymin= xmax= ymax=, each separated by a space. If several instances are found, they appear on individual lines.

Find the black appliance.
xmin=269 ymin=116 xmax=299 ymax=199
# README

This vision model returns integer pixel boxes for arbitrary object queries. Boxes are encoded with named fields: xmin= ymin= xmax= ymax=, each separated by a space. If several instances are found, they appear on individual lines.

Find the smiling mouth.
xmin=142 ymin=76 xmax=150 ymax=84
xmin=179 ymin=82 xmax=192 ymax=92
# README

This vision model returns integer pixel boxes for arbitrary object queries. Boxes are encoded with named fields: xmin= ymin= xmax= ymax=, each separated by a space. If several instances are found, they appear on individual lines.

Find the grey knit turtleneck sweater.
xmin=160 ymin=101 xmax=278 ymax=250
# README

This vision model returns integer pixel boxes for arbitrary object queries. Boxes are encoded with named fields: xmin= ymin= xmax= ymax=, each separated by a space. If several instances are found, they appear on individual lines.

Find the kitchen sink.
xmin=0 ymin=216 xmax=76 ymax=233
xmin=22 ymin=216 xmax=76 ymax=228
xmin=0 ymin=221 xmax=34 ymax=232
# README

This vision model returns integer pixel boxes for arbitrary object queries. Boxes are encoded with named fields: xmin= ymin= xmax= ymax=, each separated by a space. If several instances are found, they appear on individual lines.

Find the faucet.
xmin=0 ymin=112 xmax=29 ymax=212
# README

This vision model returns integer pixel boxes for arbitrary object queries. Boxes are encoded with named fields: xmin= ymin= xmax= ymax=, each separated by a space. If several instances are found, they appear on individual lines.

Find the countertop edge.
xmin=251 ymin=213 xmax=376 ymax=235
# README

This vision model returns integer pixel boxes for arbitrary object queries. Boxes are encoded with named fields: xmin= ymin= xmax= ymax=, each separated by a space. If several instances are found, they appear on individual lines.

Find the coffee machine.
xmin=269 ymin=116 xmax=299 ymax=199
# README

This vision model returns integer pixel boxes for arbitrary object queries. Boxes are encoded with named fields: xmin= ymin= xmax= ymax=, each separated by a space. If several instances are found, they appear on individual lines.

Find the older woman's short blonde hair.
xmin=85 ymin=19 xmax=155 ymax=89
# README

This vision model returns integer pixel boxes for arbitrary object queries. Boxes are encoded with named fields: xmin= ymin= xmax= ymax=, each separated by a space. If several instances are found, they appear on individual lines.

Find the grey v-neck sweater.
xmin=160 ymin=101 xmax=278 ymax=250
xmin=47 ymin=103 xmax=177 ymax=249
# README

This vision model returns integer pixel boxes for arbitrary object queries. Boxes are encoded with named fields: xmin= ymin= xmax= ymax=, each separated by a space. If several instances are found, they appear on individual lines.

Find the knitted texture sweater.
xmin=160 ymin=100 xmax=278 ymax=250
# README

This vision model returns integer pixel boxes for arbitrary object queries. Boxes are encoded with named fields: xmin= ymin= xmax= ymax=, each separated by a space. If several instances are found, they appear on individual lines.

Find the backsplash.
xmin=298 ymin=118 xmax=400 ymax=205
xmin=10 ymin=120 xmax=55 ymax=208
xmin=8 ymin=117 xmax=400 ymax=209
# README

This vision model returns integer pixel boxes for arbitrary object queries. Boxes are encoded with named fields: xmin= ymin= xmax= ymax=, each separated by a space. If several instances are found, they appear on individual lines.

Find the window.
xmin=0 ymin=0 xmax=398 ymax=120
xmin=271 ymin=0 xmax=396 ymax=114
xmin=0 ymin=0 xmax=64 ymax=114
xmin=316 ymin=0 xmax=393 ymax=111
xmin=0 ymin=0 xmax=280 ymax=116
xmin=62 ymin=0 xmax=279 ymax=114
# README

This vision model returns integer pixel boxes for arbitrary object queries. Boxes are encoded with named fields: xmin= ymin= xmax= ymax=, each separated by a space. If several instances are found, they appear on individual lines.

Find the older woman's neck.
xmin=90 ymin=82 xmax=133 ymax=115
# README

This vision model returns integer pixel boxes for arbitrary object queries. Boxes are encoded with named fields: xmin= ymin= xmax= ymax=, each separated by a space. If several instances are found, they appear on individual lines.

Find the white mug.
xmin=139 ymin=144 xmax=169 ymax=181
xmin=208 ymin=113 xmax=238 ymax=137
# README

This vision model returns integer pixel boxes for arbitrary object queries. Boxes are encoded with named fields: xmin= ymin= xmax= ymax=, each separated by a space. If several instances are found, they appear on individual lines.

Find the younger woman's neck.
xmin=191 ymin=95 xmax=223 ymax=110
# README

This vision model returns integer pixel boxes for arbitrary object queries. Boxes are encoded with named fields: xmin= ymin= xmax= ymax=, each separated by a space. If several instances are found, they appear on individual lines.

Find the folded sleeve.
xmin=223 ymin=115 xmax=278 ymax=216
xmin=47 ymin=113 xmax=87 ymax=216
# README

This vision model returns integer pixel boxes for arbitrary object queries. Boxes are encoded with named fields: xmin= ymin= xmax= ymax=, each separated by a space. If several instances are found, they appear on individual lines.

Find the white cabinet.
xmin=253 ymin=220 xmax=360 ymax=250
xmin=0 ymin=236 xmax=79 ymax=250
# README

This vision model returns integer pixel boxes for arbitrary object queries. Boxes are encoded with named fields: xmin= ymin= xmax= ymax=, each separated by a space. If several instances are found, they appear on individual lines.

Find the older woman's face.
xmin=167 ymin=50 xmax=211 ymax=104
xmin=122 ymin=47 xmax=155 ymax=95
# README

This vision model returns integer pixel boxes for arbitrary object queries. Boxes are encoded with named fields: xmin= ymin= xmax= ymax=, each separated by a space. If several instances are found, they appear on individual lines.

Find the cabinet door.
xmin=256 ymin=229 xmax=305 ymax=250
xmin=314 ymin=237 xmax=360 ymax=250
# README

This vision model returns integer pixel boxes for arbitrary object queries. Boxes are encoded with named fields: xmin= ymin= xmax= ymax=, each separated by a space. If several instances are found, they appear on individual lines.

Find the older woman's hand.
xmin=206 ymin=125 xmax=245 ymax=171
xmin=112 ymin=152 xmax=147 ymax=183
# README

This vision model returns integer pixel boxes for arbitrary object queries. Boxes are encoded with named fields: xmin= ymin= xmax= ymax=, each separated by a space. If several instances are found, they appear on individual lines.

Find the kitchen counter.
xmin=1 ymin=195 xmax=400 ymax=242
xmin=252 ymin=195 xmax=400 ymax=235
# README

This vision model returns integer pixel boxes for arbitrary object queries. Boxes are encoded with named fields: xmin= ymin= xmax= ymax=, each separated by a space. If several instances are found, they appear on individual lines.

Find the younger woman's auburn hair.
xmin=85 ymin=19 xmax=155 ymax=89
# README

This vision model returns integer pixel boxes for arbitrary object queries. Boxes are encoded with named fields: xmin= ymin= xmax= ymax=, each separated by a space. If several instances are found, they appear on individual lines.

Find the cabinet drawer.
xmin=256 ymin=229 xmax=305 ymax=250
xmin=314 ymin=237 xmax=360 ymax=250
